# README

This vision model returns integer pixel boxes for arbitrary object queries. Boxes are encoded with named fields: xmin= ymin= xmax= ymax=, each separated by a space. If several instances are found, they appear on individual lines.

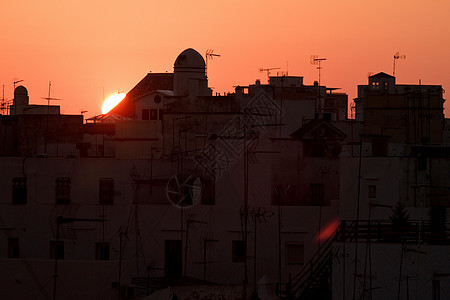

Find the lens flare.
xmin=101 ymin=93 xmax=126 ymax=114
xmin=316 ymin=219 xmax=340 ymax=242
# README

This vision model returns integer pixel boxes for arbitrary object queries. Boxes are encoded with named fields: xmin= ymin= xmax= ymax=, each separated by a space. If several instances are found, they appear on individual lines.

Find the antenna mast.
xmin=205 ymin=49 xmax=221 ymax=77
xmin=393 ymin=52 xmax=406 ymax=77
xmin=42 ymin=81 xmax=62 ymax=154
xmin=42 ymin=81 xmax=62 ymax=106
xmin=310 ymin=55 xmax=327 ymax=86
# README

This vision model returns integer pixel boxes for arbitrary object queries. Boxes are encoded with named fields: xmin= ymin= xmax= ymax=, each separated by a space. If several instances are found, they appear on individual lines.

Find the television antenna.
xmin=259 ymin=67 xmax=280 ymax=82
xmin=310 ymin=55 xmax=326 ymax=86
xmin=205 ymin=49 xmax=220 ymax=77
xmin=393 ymin=52 xmax=406 ymax=77
xmin=1 ymin=85 xmax=13 ymax=115
xmin=13 ymin=79 xmax=24 ymax=90
xmin=42 ymin=81 xmax=62 ymax=106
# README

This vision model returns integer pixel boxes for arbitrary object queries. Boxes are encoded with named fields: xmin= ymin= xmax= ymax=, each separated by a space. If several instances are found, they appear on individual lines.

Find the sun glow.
xmin=101 ymin=93 xmax=126 ymax=114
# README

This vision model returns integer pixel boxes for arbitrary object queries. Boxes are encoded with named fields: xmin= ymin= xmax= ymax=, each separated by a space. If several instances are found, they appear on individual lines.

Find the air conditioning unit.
xmin=120 ymin=285 xmax=136 ymax=299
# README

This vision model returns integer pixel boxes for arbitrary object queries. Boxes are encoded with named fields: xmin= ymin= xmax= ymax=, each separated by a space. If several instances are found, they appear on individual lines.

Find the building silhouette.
xmin=0 ymin=49 xmax=448 ymax=299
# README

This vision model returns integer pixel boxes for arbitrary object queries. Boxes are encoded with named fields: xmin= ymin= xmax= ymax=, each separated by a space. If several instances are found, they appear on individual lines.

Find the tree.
xmin=390 ymin=202 xmax=410 ymax=231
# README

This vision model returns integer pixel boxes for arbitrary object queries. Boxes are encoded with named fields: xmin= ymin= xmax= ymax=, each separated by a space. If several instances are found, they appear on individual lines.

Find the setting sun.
xmin=101 ymin=93 xmax=126 ymax=114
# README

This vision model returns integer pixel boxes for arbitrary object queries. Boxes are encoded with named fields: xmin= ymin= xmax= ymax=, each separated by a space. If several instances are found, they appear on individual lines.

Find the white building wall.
xmin=0 ymin=148 xmax=337 ymax=298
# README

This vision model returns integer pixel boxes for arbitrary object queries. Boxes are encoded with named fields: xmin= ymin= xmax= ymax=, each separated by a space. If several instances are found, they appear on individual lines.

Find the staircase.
xmin=278 ymin=233 xmax=337 ymax=299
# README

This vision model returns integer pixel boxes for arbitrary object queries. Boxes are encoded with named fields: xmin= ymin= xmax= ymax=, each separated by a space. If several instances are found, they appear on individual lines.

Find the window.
xmin=420 ymin=137 xmax=430 ymax=145
xmin=95 ymin=242 xmax=110 ymax=260
xmin=56 ymin=177 xmax=71 ymax=204
xmin=12 ymin=177 xmax=27 ymax=205
xmin=158 ymin=109 xmax=164 ymax=121
xmin=49 ymin=241 xmax=64 ymax=259
xmin=311 ymin=183 xmax=325 ymax=206
xmin=142 ymin=109 xmax=149 ymax=120
xmin=201 ymin=181 xmax=215 ymax=205
xmin=232 ymin=240 xmax=246 ymax=263
xmin=371 ymin=138 xmax=388 ymax=157
xmin=150 ymin=109 xmax=158 ymax=120
xmin=418 ymin=156 xmax=427 ymax=171
xmin=154 ymin=95 xmax=162 ymax=104
xmin=99 ymin=178 xmax=114 ymax=205
xmin=164 ymin=240 xmax=182 ymax=277
xmin=8 ymin=238 xmax=19 ymax=258
xmin=432 ymin=279 xmax=440 ymax=300
xmin=368 ymin=185 xmax=376 ymax=198
xmin=286 ymin=242 xmax=304 ymax=265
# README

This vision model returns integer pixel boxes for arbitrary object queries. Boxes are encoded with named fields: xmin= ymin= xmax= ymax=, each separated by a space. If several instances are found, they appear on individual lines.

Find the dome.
xmin=174 ymin=48 xmax=205 ymax=70
xmin=14 ymin=85 xmax=28 ymax=96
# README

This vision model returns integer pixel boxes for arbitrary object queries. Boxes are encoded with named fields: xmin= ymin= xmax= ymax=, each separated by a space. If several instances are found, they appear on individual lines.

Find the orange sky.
xmin=1 ymin=0 xmax=450 ymax=118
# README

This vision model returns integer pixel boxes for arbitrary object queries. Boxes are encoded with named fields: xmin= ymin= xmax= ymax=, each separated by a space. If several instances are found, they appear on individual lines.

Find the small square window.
xmin=56 ymin=177 xmax=71 ymax=204
xmin=96 ymin=242 xmax=110 ymax=260
xmin=150 ymin=109 xmax=158 ymax=120
xmin=286 ymin=242 xmax=304 ymax=265
xmin=201 ymin=181 xmax=215 ymax=205
xmin=368 ymin=185 xmax=376 ymax=198
xmin=12 ymin=177 xmax=27 ymax=205
xmin=49 ymin=241 xmax=64 ymax=260
xmin=418 ymin=156 xmax=427 ymax=170
xmin=8 ymin=238 xmax=19 ymax=258
xmin=323 ymin=113 xmax=331 ymax=121
xmin=142 ymin=109 xmax=149 ymax=120
xmin=99 ymin=178 xmax=114 ymax=205
xmin=232 ymin=240 xmax=246 ymax=263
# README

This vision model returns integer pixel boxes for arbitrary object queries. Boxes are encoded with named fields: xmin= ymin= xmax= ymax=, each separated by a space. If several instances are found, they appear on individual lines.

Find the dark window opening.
xmin=286 ymin=242 xmax=304 ymax=265
xmin=232 ymin=240 xmax=246 ymax=263
xmin=8 ymin=238 xmax=19 ymax=258
xmin=368 ymin=185 xmax=376 ymax=198
xmin=311 ymin=183 xmax=325 ymax=206
xmin=12 ymin=177 xmax=27 ymax=205
xmin=371 ymin=138 xmax=388 ymax=157
xmin=99 ymin=178 xmax=114 ymax=205
xmin=142 ymin=109 xmax=150 ymax=120
xmin=50 ymin=241 xmax=64 ymax=260
xmin=323 ymin=113 xmax=332 ymax=120
xmin=201 ymin=181 xmax=215 ymax=205
xmin=56 ymin=177 xmax=71 ymax=204
xmin=154 ymin=95 xmax=162 ymax=104
xmin=165 ymin=240 xmax=182 ymax=277
xmin=95 ymin=242 xmax=110 ymax=260
xmin=418 ymin=156 xmax=427 ymax=171
xmin=158 ymin=109 xmax=164 ymax=121
xmin=150 ymin=109 xmax=158 ymax=120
